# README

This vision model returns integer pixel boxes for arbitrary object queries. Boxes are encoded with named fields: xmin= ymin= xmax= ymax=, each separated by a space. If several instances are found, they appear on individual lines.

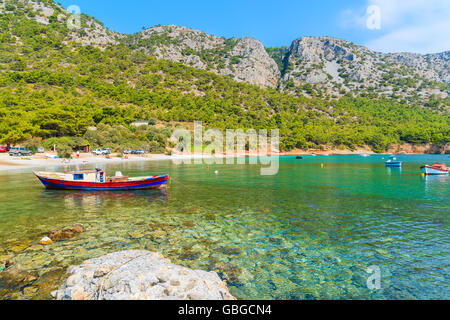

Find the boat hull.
xmin=35 ymin=174 xmax=169 ymax=190
xmin=421 ymin=166 xmax=449 ymax=176
xmin=386 ymin=162 xmax=402 ymax=167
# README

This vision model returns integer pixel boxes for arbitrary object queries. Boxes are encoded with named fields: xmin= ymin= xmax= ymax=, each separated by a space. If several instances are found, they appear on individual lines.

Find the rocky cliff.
xmin=125 ymin=25 xmax=280 ymax=88
xmin=0 ymin=0 xmax=119 ymax=48
xmin=276 ymin=37 xmax=449 ymax=100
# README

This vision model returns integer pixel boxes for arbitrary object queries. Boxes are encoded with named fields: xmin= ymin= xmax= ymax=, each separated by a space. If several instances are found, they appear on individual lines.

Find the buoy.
xmin=421 ymin=173 xmax=425 ymax=177
xmin=215 ymin=170 xmax=219 ymax=174
xmin=321 ymin=164 xmax=324 ymax=168
xmin=40 ymin=237 xmax=53 ymax=245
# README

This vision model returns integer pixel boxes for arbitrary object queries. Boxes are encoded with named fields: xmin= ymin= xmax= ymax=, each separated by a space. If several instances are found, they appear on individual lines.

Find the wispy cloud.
xmin=340 ymin=0 xmax=450 ymax=54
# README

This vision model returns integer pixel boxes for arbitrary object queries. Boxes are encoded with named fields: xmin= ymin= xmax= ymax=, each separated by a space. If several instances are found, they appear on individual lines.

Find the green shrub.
xmin=23 ymin=137 xmax=43 ymax=153
xmin=5 ymin=4 xmax=16 ymax=11
xmin=57 ymin=145 xmax=73 ymax=159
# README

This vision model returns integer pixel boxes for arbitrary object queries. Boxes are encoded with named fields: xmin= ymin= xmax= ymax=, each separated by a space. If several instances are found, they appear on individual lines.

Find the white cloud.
xmin=366 ymin=19 xmax=450 ymax=54
xmin=341 ymin=0 xmax=450 ymax=54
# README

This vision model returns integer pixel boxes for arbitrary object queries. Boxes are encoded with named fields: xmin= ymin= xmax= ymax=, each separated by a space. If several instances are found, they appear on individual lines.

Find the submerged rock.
xmin=71 ymin=224 xmax=85 ymax=234
xmin=53 ymin=250 xmax=236 ymax=300
xmin=214 ymin=261 xmax=243 ymax=284
xmin=48 ymin=224 xmax=85 ymax=242
xmin=9 ymin=242 xmax=31 ymax=253
xmin=0 ymin=264 xmax=37 ymax=289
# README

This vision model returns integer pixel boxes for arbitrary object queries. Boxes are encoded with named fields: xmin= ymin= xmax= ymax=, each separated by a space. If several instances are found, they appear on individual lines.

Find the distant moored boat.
xmin=420 ymin=163 xmax=449 ymax=176
xmin=35 ymin=169 xmax=169 ymax=190
xmin=385 ymin=155 xmax=402 ymax=167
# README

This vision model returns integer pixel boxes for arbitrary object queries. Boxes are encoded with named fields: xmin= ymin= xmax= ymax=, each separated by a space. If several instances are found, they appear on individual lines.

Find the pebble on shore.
xmin=39 ymin=237 xmax=53 ymax=245
xmin=52 ymin=250 xmax=236 ymax=300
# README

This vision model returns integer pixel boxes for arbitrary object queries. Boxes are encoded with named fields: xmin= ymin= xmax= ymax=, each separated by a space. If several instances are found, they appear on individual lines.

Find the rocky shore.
xmin=52 ymin=250 xmax=236 ymax=300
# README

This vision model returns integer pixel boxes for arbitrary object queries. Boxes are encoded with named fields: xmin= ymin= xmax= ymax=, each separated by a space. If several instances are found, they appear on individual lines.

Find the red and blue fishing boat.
xmin=420 ymin=163 xmax=449 ymax=176
xmin=34 ymin=169 xmax=169 ymax=190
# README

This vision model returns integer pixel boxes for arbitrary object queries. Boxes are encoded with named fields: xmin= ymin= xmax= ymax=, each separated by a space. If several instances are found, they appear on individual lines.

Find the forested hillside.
xmin=0 ymin=0 xmax=448 ymax=153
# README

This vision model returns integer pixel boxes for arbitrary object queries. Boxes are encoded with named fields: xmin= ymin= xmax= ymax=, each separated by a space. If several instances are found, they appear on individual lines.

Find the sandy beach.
xmin=0 ymin=152 xmax=210 ymax=172
xmin=0 ymin=148 xmax=374 ymax=171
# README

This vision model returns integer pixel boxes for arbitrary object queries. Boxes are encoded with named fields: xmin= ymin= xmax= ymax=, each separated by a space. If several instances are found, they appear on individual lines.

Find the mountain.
xmin=276 ymin=37 xmax=450 ymax=102
xmin=2 ymin=1 xmax=279 ymax=88
xmin=0 ymin=0 xmax=448 ymax=154
xmin=4 ymin=0 xmax=448 ymax=105
xmin=0 ymin=0 xmax=119 ymax=47
xmin=125 ymin=25 xmax=280 ymax=88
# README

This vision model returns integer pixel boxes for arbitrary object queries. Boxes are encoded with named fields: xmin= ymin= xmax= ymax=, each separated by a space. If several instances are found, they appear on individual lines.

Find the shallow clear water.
xmin=0 ymin=155 xmax=449 ymax=300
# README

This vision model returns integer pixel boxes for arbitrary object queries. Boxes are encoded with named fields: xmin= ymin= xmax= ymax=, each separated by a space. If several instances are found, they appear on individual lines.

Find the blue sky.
xmin=58 ymin=0 xmax=450 ymax=54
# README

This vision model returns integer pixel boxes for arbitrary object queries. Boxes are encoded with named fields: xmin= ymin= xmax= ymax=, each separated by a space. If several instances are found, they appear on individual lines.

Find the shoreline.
xmin=0 ymin=153 xmax=206 ymax=172
xmin=0 ymin=151 xmax=447 ymax=172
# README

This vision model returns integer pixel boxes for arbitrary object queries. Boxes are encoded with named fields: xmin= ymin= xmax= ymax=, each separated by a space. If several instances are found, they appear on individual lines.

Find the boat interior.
xmin=431 ymin=163 xmax=448 ymax=170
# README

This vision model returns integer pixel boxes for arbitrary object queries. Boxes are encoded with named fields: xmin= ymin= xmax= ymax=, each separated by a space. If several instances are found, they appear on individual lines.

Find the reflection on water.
xmin=385 ymin=167 xmax=402 ymax=175
xmin=0 ymin=155 xmax=449 ymax=300
xmin=423 ymin=174 xmax=449 ymax=183
xmin=423 ymin=174 xmax=449 ymax=198
xmin=40 ymin=189 xmax=168 ymax=210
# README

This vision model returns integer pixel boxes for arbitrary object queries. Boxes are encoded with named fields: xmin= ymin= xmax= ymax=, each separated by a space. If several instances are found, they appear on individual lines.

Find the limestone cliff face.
xmin=126 ymin=25 xmax=280 ymax=88
xmin=0 ymin=0 xmax=119 ymax=48
xmin=278 ymin=37 xmax=449 ymax=100
xmin=228 ymin=37 xmax=281 ymax=88
xmin=68 ymin=19 xmax=119 ymax=49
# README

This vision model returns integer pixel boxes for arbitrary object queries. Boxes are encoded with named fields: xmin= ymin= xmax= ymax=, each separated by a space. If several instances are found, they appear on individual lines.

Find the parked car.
xmin=131 ymin=149 xmax=146 ymax=155
xmin=92 ymin=149 xmax=106 ymax=156
xmin=92 ymin=149 xmax=100 ymax=156
xmin=9 ymin=147 xmax=33 ymax=157
xmin=122 ymin=149 xmax=131 ymax=155
xmin=37 ymin=147 xmax=45 ymax=153
xmin=0 ymin=146 xmax=6 ymax=153
xmin=92 ymin=148 xmax=111 ymax=156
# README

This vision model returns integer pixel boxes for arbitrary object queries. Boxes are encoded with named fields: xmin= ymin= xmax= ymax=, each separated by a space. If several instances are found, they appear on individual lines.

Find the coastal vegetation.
xmin=0 ymin=3 xmax=448 ymax=153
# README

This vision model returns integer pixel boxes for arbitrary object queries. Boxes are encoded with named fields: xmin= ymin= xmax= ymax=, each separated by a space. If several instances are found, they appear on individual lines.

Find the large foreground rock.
xmin=52 ymin=250 xmax=236 ymax=300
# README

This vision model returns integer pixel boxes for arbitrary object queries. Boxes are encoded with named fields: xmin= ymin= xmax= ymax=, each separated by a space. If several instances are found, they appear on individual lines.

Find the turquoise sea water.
xmin=0 ymin=155 xmax=449 ymax=300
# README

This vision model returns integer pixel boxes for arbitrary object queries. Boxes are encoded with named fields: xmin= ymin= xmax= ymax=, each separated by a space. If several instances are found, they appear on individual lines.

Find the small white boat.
xmin=385 ymin=155 xmax=402 ymax=167
xmin=420 ymin=163 xmax=449 ymax=176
